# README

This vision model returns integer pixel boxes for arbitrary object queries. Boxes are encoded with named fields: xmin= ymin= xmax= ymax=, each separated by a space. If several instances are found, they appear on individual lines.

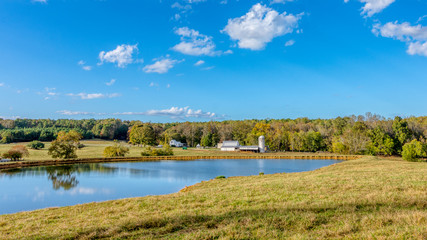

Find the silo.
xmin=258 ymin=135 xmax=266 ymax=153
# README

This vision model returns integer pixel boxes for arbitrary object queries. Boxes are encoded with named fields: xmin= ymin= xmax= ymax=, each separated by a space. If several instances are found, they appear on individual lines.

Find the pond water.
xmin=0 ymin=159 xmax=341 ymax=215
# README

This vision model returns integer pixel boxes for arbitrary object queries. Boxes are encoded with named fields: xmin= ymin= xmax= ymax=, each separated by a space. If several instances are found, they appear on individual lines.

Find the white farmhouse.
xmin=170 ymin=139 xmax=184 ymax=147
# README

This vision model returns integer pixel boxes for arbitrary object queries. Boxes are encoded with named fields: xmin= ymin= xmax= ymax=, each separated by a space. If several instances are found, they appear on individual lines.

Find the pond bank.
xmin=0 ymin=155 xmax=361 ymax=170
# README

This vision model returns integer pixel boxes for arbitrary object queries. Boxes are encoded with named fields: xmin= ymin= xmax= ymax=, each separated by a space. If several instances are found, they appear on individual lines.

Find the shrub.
xmin=215 ymin=175 xmax=226 ymax=179
xmin=2 ymin=145 xmax=30 ymax=161
xmin=141 ymin=145 xmax=173 ymax=156
xmin=402 ymin=140 xmax=426 ymax=162
xmin=27 ymin=141 xmax=45 ymax=150
xmin=103 ymin=141 xmax=130 ymax=157
xmin=259 ymin=172 xmax=264 ymax=176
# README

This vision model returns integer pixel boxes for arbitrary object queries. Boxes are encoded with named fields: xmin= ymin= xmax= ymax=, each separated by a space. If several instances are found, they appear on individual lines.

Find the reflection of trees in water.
xmin=1 ymin=163 xmax=119 ymax=191
xmin=46 ymin=166 xmax=79 ymax=190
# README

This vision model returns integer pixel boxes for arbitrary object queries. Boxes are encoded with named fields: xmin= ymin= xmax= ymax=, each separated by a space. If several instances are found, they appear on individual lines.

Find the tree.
xmin=27 ymin=140 xmax=45 ymax=150
xmin=129 ymin=124 xmax=157 ymax=146
xmin=103 ymin=141 xmax=130 ymax=157
xmin=48 ymin=130 xmax=82 ymax=159
xmin=392 ymin=116 xmax=411 ymax=154
xmin=402 ymin=140 xmax=426 ymax=162
xmin=2 ymin=145 xmax=30 ymax=161
xmin=367 ymin=127 xmax=394 ymax=156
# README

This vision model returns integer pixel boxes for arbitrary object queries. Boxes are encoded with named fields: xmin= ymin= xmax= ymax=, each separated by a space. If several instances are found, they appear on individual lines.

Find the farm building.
xmin=169 ymin=139 xmax=184 ymax=147
xmin=220 ymin=136 xmax=267 ymax=153
xmin=220 ymin=141 xmax=240 ymax=151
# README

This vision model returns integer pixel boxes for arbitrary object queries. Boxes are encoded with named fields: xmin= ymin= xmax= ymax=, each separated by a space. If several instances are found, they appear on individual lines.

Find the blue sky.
xmin=0 ymin=0 xmax=426 ymax=122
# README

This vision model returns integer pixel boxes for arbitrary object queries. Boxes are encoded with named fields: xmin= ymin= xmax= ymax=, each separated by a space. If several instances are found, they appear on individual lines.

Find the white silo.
xmin=258 ymin=135 xmax=266 ymax=153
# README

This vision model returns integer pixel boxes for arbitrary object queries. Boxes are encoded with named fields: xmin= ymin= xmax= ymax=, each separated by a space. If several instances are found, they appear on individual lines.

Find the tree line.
xmin=0 ymin=114 xmax=426 ymax=159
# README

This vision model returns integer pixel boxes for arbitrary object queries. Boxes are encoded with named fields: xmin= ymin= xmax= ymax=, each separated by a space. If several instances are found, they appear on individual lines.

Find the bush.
xmin=103 ymin=141 xmax=130 ymax=157
xmin=27 ymin=141 xmax=45 ymax=150
xmin=2 ymin=145 xmax=30 ymax=161
xmin=402 ymin=140 xmax=426 ymax=162
xmin=259 ymin=172 xmax=264 ymax=176
xmin=215 ymin=175 xmax=226 ymax=179
xmin=141 ymin=145 xmax=173 ymax=156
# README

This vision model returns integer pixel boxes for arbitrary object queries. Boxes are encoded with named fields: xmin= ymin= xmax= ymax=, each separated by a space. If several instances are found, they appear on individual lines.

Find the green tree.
xmin=129 ymin=124 xmax=157 ymax=146
xmin=392 ymin=116 xmax=411 ymax=154
xmin=402 ymin=140 xmax=426 ymax=162
xmin=367 ymin=127 xmax=394 ymax=156
xmin=48 ymin=130 xmax=83 ymax=159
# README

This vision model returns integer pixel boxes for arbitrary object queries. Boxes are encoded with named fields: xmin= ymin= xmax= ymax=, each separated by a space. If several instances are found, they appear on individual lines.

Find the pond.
xmin=0 ymin=158 xmax=342 ymax=215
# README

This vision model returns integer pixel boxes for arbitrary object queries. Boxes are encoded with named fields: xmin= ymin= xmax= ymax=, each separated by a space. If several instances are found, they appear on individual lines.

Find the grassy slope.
xmin=0 ymin=157 xmax=426 ymax=239
xmin=0 ymin=140 xmax=347 ymax=162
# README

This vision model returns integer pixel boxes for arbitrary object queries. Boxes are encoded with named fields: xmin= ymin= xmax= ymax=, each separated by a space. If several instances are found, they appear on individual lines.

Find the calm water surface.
xmin=0 ymin=159 xmax=341 ymax=214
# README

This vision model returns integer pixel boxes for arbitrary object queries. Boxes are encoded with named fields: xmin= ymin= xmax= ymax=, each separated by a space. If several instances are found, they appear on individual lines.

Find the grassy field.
xmin=0 ymin=156 xmax=425 ymax=239
xmin=0 ymin=139 xmax=348 ymax=162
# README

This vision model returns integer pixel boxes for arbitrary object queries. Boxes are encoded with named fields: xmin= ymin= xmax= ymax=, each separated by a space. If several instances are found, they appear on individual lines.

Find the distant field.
xmin=0 ymin=156 xmax=425 ymax=239
xmin=0 ymin=139 xmax=347 ymax=162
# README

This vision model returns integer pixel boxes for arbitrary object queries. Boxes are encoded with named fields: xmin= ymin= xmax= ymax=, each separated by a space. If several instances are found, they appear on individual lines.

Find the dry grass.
xmin=0 ymin=156 xmax=426 ymax=239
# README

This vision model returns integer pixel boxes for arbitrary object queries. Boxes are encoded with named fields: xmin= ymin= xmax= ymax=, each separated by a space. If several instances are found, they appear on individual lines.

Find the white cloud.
xmin=99 ymin=44 xmax=138 ymax=68
xmin=222 ymin=3 xmax=302 ymax=50
xmin=32 ymin=0 xmax=47 ymax=3
xmin=106 ymin=79 xmax=116 ymax=86
xmin=285 ymin=39 xmax=295 ymax=46
xmin=172 ymin=27 xmax=217 ymax=56
xmin=194 ymin=60 xmax=205 ymax=66
xmin=82 ymin=66 xmax=92 ymax=71
xmin=202 ymin=66 xmax=215 ymax=70
xmin=78 ymin=60 xmax=85 ymax=65
xmin=67 ymin=93 xmax=121 ymax=100
xmin=356 ymin=0 xmax=395 ymax=17
xmin=117 ymin=106 xmax=222 ymax=119
xmin=373 ymin=21 xmax=427 ymax=56
xmin=57 ymin=110 xmax=99 ymax=116
xmin=0 ymin=83 xmax=4 ymax=87
xmin=407 ymin=42 xmax=427 ymax=56
xmin=270 ymin=0 xmax=294 ymax=4
xmin=57 ymin=107 xmax=223 ymax=119
xmin=143 ymin=57 xmax=179 ymax=74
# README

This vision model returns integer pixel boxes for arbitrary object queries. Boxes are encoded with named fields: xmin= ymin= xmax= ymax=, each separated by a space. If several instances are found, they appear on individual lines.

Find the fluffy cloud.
xmin=407 ymin=42 xmax=427 ymax=56
xmin=67 ymin=93 xmax=121 ymax=100
xmin=222 ymin=3 xmax=302 ymax=50
xmin=99 ymin=44 xmax=138 ymax=68
xmin=373 ymin=22 xmax=427 ymax=56
xmin=78 ymin=60 xmax=92 ymax=71
xmin=346 ymin=0 xmax=395 ymax=17
xmin=57 ymin=107 xmax=223 ymax=119
xmin=172 ymin=27 xmax=217 ymax=56
xmin=143 ymin=57 xmax=179 ymax=74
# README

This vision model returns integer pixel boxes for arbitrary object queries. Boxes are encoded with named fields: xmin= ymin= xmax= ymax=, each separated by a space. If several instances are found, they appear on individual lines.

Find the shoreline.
xmin=0 ymin=155 xmax=361 ymax=170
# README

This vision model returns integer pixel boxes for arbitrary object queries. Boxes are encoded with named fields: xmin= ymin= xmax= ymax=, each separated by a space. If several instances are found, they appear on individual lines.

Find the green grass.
xmin=0 ymin=156 xmax=425 ymax=239
xmin=0 ymin=139 xmax=348 ymax=163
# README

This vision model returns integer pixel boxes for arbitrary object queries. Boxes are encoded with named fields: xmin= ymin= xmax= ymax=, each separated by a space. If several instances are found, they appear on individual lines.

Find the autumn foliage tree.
xmin=2 ymin=145 xmax=30 ymax=161
xmin=48 ymin=130 xmax=83 ymax=159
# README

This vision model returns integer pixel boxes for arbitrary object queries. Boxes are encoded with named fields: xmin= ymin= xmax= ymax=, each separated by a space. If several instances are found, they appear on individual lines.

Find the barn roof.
xmin=221 ymin=141 xmax=240 ymax=147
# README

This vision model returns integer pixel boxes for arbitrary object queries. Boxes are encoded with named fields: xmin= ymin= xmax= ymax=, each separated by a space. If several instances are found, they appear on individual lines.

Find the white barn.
xmin=220 ymin=141 xmax=240 ymax=151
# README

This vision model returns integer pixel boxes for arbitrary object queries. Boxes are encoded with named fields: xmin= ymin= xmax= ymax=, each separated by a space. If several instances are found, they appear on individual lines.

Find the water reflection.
xmin=0 ymin=159 xmax=342 ymax=214
xmin=1 ymin=164 xmax=119 ymax=191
